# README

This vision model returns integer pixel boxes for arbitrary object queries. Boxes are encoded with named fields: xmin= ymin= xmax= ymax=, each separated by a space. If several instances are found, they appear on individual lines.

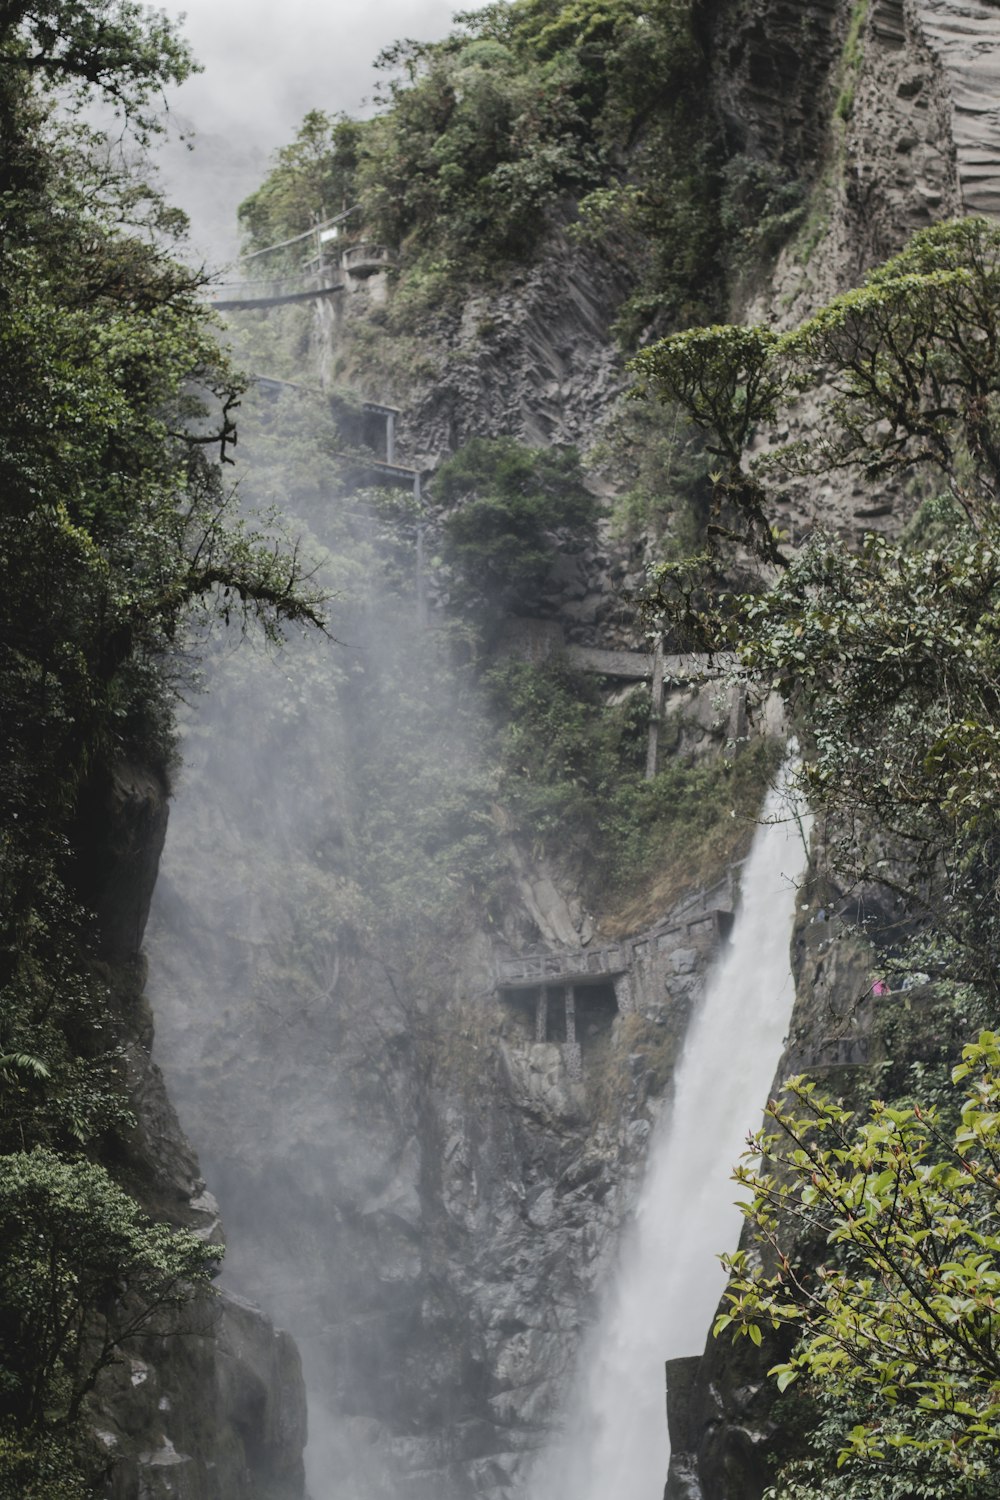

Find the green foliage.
xmin=637 ymin=217 xmax=1000 ymax=1486
xmin=0 ymin=62 xmax=325 ymax=1172
xmin=485 ymin=656 xmax=645 ymax=858
xmin=834 ymin=0 xmax=868 ymax=124
xmin=485 ymin=656 xmax=779 ymax=903
xmin=631 ymin=322 xmax=790 ymax=565
xmin=239 ymin=0 xmax=723 ymax=335
xmin=717 ymin=1033 xmax=1000 ymax=1478
xmin=1 ymin=0 xmax=197 ymax=141
xmin=765 ymin=1385 xmax=1000 ymax=1499
xmin=635 ymin=220 xmax=1000 ymax=985
xmin=566 ymin=0 xmax=725 ymax=338
xmin=437 ymin=437 xmax=598 ymax=612
xmin=0 ymin=1431 xmax=91 ymax=1500
xmin=0 ymin=877 xmax=137 ymax=1156
xmin=718 ymin=155 xmax=806 ymax=272
xmin=0 ymin=1149 xmax=217 ymax=1430
xmin=239 ymin=109 xmax=363 ymax=256
xmin=0 ymin=2 xmax=325 ymax=1483
xmin=592 ymin=396 xmax=712 ymax=545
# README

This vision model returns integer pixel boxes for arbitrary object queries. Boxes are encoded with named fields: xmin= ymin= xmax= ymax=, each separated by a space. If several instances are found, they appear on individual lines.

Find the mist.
xmin=140 ymin=10 xmax=802 ymax=1496
xmin=145 ymin=383 xmax=508 ymax=1499
xmin=155 ymin=0 xmax=490 ymax=264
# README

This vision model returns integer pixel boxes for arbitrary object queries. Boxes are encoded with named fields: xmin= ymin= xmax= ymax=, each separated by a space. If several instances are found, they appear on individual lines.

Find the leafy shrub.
xmin=485 ymin=656 xmax=780 ymax=906
xmin=591 ymin=395 xmax=712 ymax=544
xmin=0 ymin=1150 xmax=216 ymax=1487
xmin=718 ymin=155 xmax=806 ymax=270
xmin=437 ymin=437 xmax=598 ymax=611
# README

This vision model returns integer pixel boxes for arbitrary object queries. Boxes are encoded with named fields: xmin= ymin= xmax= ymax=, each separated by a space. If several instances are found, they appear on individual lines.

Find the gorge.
xmin=6 ymin=1 xmax=1000 ymax=1499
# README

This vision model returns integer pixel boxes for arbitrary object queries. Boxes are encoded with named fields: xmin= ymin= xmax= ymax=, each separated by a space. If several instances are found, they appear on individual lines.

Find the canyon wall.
xmin=124 ymin=2 xmax=1000 ymax=1496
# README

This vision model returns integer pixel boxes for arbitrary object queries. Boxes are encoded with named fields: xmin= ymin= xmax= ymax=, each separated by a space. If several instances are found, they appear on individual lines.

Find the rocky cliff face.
xmin=664 ymin=2 xmax=1000 ymax=1495
xmin=145 ymin=605 xmax=747 ymax=1500
xmin=130 ymin=4 xmax=1000 ymax=1497
xmin=323 ymin=229 xmax=635 ymax=472
xmin=83 ymin=763 xmax=307 ymax=1499
xmin=720 ymin=0 xmax=1000 ymax=320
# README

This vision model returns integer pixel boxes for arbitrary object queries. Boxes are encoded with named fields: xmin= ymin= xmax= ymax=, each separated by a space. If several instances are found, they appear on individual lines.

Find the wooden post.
xmin=385 ymin=410 xmax=396 ymax=466
xmin=536 ymin=988 xmax=548 ymax=1042
xmin=416 ymin=520 xmax=428 ymax=627
xmin=645 ymin=638 xmax=665 ymax=781
xmin=565 ymin=985 xmax=576 ymax=1046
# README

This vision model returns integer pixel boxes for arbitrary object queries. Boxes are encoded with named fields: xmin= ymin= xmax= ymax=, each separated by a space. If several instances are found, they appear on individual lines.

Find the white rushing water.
xmin=529 ymin=765 xmax=811 ymax=1500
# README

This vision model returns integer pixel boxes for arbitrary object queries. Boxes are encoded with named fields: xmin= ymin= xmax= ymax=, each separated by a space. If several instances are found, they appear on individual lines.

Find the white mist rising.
xmin=154 ymin=0 xmax=495 ymax=264
xmin=527 ymin=767 xmax=811 ymax=1500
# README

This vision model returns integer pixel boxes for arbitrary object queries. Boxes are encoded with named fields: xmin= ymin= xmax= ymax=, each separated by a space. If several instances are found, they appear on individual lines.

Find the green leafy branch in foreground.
xmin=0 ymin=1149 xmax=217 ymax=1444
xmin=716 ymin=1031 xmax=1000 ymax=1471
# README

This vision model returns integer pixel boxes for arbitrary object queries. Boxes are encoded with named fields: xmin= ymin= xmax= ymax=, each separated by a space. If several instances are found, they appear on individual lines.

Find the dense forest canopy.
xmin=238 ymin=0 xmax=732 ymax=336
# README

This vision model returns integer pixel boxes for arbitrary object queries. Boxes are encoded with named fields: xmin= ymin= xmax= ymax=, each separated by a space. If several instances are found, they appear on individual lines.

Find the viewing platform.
xmin=342 ymin=243 xmax=395 ymax=278
xmin=565 ymin=646 xmax=734 ymax=683
xmin=333 ymin=455 xmax=424 ymax=497
xmin=495 ymin=873 xmax=737 ymax=1005
xmin=494 ymin=874 xmax=738 ymax=1077
xmin=496 ymin=941 xmax=630 ymax=988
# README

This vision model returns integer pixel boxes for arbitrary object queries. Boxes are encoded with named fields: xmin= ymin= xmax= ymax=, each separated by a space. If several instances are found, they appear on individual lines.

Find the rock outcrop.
xmin=326 ymin=229 xmax=634 ymax=471
xmin=83 ymin=761 xmax=308 ymax=1499
xmin=148 ymin=793 xmax=740 ymax=1499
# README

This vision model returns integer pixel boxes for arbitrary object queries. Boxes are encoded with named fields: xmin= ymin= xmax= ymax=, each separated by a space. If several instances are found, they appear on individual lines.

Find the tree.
xmin=0 ymin=1149 xmax=218 ymax=1435
xmin=238 ymin=109 xmax=363 ymax=253
xmin=437 ymin=436 xmax=598 ymax=613
xmin=632 ymin=218 xmax=1000 ymax=997
xmin=717 ymin=1033 xmax=1000 ymax=1477
xmin=0 ymin=4 xmax=325 ymax=1490
xmin=632 ymin=218 xmax=1000 ymax=1488
xmin=240 ymin=0 xmax=722 ymax=326
xmin=0 ymin=0 xmax=197 ymax=141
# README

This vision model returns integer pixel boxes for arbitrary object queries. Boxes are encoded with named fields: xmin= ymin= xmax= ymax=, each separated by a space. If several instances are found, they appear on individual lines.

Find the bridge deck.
xmin=209 ymin=282 xmax=343 ymax=311
xmin=495 ymin=874 xmax=736 ymax=995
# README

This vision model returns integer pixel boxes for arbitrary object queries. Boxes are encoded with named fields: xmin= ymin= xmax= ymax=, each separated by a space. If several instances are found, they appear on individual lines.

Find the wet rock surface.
xmin=149 ymin=863 xmax=732 ymax=1499
xmin=88 ymin=766 xmax=308 ymax=1499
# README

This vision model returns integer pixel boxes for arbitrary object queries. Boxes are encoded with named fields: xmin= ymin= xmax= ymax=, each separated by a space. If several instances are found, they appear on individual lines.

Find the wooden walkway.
xmin=496 ymin=941 xmax=630 ymax=988
xmin=495 ymin=872 xmax=736 ymax=995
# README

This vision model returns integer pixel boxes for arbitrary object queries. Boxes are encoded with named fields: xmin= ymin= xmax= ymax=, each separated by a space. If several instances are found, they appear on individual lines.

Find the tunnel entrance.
xmin=498 ymin=978 xmax=620 ymax=1054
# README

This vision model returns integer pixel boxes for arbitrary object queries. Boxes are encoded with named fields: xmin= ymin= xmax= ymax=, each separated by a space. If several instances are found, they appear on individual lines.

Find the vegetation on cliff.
xmin=637 ymin=216 xmax=1000 ymax=1492
xmin=437 ymin=436 xmax=598 ymax=612
xmin=238 ymin=0 xmax=724 ymax=337
xmin=0 ymin=3 xmax=322 ymax=1491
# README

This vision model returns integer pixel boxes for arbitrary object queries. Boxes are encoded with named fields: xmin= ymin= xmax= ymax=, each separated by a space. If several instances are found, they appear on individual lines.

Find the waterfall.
xmin=528 ymin=765 xmax=810 ymax=1500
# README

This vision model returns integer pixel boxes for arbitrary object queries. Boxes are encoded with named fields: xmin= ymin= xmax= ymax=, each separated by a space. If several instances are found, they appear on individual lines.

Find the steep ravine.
xmin=144 ymin=534 xmax=752 ymax=1499
xmin=126 ymin=1 xmax=1000 ymax=1496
